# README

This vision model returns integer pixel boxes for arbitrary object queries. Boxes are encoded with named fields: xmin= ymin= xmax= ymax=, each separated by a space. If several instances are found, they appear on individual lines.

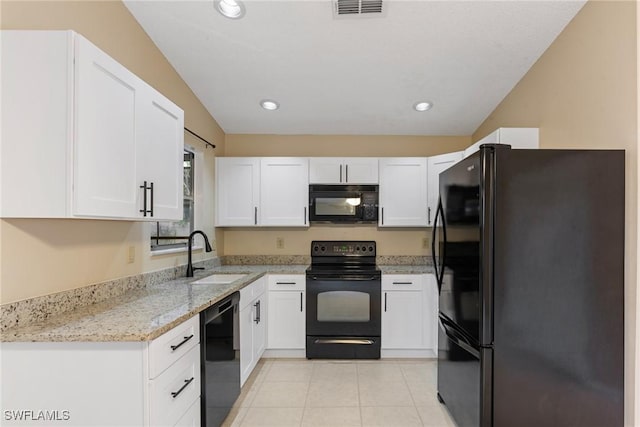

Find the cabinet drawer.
xmin=268 ymin=274 xmax=305 ymax=291
xmin=149 ymin=345 xmax=201 ymax=427
xmin=240 ymin=277 xmax=266 ymax=309
xmin=173 ymin=398 xmax=200 ymax=427
xmin=382 ymin=274 xmax=425 ymax=291
xmin=149 ymin=315 xmax=200 ymax=379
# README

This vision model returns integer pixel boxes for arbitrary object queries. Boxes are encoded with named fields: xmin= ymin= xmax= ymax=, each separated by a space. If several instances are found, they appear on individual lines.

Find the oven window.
xmin=317 ymin=291 xmax=370 ymax=322
xmin=315 ymin=198 xmax=361 ymax=216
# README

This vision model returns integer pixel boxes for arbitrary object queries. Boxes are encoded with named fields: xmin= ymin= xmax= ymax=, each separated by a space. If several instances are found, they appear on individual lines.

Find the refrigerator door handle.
xmin=439 ymin=316 xmax=480 ymax=358
xmin=431 ymin=197 xmax=446 ymax=290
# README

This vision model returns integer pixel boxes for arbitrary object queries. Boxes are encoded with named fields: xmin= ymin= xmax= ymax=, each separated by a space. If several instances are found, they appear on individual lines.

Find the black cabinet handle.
xmin=149 ymin=181 xmax=154 ymax=217
xmin=139 ymin=181 xmax=147 ymax=217
xmin=254 ymin=207 xmax=258 ymax=225
xmin=392 ymin=282 xmax=413 ymax=285
xmin=254 ymin=300 xmax=261 ymax=323
xmin=277 ymin=282 xmax=297 ymax=285
xmin=384 ymin=292 xmax=387 ymax=312
xmin=304 ymin=207 xmax=307 ymax=225
xmin=428 ymin=207 xmax=431 ymax=224
xmin=139 ymin=181 xmax=153 ymax=217
xmin=171 ymin=377 xmax=195 ymax=398
xmin=345 ymin=164 xmax=349 ymax=183
xmin=381 ymin=207 xmax=384 ymax=225
xmin=300 ymin=292 xmax=303 ymax=312
xmin=170 ymin=334 xmax=194 ymax=352
xmin=339 ymin=164 xmax=343 ymax=183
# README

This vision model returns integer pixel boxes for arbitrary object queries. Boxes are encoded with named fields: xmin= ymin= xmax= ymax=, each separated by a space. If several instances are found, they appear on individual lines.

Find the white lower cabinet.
xmin=267 ymin=275 xmax=306 ymax=350
xmin=381 ymin=274 xmax=438 ymax=357
xmin=240 ymin=276 xmax=267 ymax=386
xmin=0 ymin=315 xmax=201 ymax=426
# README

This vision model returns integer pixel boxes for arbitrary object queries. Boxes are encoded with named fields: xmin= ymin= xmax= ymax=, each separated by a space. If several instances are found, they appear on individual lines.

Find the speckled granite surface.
xmin=222 ymin=255 xmax=311 ymax=265
xmin=222 ymin=255 xmax=432 ymax=266
xmin=0 ymin=258 xmax=220 ymax=333
xmin=1 ymin=264 xmax=308 ymax=343
xmin=1 ymin=254 xmax=432 ymax=343
xmin=378 ymin=264 xmax=435 ymax=274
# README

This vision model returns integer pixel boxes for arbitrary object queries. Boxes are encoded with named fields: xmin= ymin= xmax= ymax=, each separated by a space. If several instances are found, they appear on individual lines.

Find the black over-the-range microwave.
xmin=308 ymin=184 xmax=379 ymax=224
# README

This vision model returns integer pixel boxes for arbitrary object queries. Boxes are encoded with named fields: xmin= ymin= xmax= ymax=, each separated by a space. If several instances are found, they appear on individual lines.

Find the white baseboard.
xmin=263 ymin=349 xmax=306 ymax=358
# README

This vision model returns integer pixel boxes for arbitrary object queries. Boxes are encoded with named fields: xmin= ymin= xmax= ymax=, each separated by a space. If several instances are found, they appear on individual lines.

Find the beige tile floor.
xmin=222 ymin=359 xmax=456 ymax=427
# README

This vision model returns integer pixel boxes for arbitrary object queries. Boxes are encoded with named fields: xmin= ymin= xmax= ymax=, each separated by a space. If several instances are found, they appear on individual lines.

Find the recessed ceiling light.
xmin=413 ymin=101 xmax=433 ymax=112
xmin=260 ymin=100 xmax=279 ymax=111
xmin=215 ymin=0 xmax=245 ymax=19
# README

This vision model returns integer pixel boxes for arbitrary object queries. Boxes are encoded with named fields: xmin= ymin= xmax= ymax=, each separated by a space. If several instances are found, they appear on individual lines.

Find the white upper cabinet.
xmin=378 ymin=158 xmax=428 ymax=227
xmin=216 ymin=157 xmax=309 ymax=227
xmin=464 ymin=127 xmax=539 ymax=158
xmin=1 ymin=30 xmax=184 ymax=220
xmin=216 ymin=158 xmax=260 ymax=226
xmin=73 ymin=34 xmax=141 ymax=218
xmin=260 ymin=158 xmax=309 ymax=226
xmin=137 ymin=85 xmax=185 ymax=221
xmin=309 ymin=157 xmax=378 ymax=184
xmin=426 ymin=151 xmax=463 ymax=226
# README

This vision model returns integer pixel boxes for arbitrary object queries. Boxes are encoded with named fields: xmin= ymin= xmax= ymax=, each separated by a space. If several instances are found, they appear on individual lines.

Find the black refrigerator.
xmin=431 ymin=144 xmax=624 ymax=427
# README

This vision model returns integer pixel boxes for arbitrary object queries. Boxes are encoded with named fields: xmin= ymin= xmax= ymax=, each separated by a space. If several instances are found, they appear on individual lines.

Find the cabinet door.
xmin=260 ymin=158 xmax=309 ymax=226
xmin=239 ymin=303 xmax=255 ymax=387
xmin=137 ymin=84 xmax=184 ymax=221
xmin=267 ymin=291 xmax=305 ymax=349
xmin=427 ymin=152 xmax=463 ymax=226
xmin=73 ymin=34 xmax=142 ymax=218
xmin=378 ymin=158 xmax=428 ymax=227
xmin=343 ymin=158 xmax=378 ymax=184
xmin=382 ymin=290 xmax=424 ymax=349
xmin=309 ymin=158 xmax=344 ymax=184
xmin=425 ymin=274 xmax=439 ymax=353
xmin=216 ymin=158 xmax=260 ymax=226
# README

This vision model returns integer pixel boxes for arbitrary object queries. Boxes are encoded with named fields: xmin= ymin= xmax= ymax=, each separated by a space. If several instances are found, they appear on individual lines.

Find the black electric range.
xmin=305 ymin=241 xmax=381 ymax=359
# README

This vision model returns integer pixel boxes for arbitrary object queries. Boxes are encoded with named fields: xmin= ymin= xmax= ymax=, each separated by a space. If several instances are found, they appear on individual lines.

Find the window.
xmin=150 ymin=149 xmax=195 ymax=250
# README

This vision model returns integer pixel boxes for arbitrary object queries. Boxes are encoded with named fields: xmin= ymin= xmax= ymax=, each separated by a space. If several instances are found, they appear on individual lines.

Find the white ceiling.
xmin=124 ymin=0 xmax=586 ymax=136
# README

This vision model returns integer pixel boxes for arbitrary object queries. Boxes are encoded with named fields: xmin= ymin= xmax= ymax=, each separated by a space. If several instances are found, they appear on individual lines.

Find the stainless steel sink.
xmin=190 ymin=273 xmax=247 ymax=285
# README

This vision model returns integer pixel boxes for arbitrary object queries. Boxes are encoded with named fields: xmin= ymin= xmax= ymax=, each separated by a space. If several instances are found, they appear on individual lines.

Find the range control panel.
xmin=311 ymin=240 xmax=376 ymax=257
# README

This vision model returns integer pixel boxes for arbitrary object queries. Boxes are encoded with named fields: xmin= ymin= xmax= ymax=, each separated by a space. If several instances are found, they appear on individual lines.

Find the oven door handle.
xmin=308 ymin=275 xmax=379 ymax=281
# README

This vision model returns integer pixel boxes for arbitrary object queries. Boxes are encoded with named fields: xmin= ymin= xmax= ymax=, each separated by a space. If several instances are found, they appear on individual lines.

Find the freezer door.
xmin=437 ymin=315 xmax=492 ymax=427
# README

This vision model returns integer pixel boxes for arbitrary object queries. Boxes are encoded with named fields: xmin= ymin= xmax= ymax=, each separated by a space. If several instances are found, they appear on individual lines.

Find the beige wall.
xmin=474 ymin=1 xmax=638 ymax=424
xmin=224 ymin=134 xmax=470 ymax=157
xmin=0 ymin=1 xmax=225 ymax=304
xmin=222 ymin=134 xmax=471 ymax=256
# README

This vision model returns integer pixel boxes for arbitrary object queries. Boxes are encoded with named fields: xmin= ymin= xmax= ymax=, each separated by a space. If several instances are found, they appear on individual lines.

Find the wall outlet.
xmin=127 ymin=245 xmax=135 ymax=264
xmin=276 ymin=237 xmax=284 ymax=249
xmin=422 ymin=237 xmax=429 ymax=249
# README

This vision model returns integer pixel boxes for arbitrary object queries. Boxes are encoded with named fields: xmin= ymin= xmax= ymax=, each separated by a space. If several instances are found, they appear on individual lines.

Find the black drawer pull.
xmin=170 ymin=334 xmax=194 ymax=352
xmin=171 ymin=377 xmax=195 ymax=398
xmin=276 ymin=282 xmax=297 ymax=285
xmin=392 ymin=282 xmax=413 ymax=285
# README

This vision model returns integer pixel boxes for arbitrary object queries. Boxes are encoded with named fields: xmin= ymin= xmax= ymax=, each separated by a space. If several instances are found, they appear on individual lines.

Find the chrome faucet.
xmin=186 ymin=230 xmax=213 ymax=277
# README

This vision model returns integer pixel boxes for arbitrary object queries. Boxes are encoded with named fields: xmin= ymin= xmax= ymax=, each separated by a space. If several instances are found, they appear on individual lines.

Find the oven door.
xmin=306 ymin=273 xmax=381 ymax=336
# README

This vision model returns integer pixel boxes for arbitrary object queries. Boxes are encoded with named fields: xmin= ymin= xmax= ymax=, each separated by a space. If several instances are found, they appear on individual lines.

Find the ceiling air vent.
xmin=334 ymin=0 xmax=383 ymax=16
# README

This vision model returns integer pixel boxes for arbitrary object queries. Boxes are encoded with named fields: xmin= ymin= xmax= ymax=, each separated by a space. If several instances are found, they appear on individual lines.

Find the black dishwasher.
xmin=200 ymin=292 xmax=240 ymax=427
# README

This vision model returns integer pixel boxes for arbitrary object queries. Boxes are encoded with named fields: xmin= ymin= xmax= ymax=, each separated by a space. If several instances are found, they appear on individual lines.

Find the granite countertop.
xmin=378 ymin=264 xmax=435 ymax=274
xmin=2 ymin=262 xmax=433 ymax=343
xmin=1 ymin=265 xmax=307 ymax=343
